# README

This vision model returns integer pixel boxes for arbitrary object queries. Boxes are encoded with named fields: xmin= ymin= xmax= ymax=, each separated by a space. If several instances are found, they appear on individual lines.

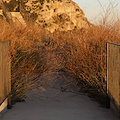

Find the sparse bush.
xmin=0 ymin=1 xmax=120 ymax=107
xmin=51 ymin=20 xmax=120 ymax=106
xmin=0 ymin=20 xmax=57 ymax=104
xmin=29 ymin=12 xmax=38 ymax=21
xmin=4 ymin=0 xmax=18 ymax=11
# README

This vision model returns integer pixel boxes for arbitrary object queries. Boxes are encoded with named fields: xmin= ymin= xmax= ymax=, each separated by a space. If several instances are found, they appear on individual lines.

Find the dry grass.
xmin=0 ymin=20 xmax=57 ymax=104
xmin=51 ymin=20 xmax=120 ymax=105
xmin=0 ymin=10 xmax=120 ymax=106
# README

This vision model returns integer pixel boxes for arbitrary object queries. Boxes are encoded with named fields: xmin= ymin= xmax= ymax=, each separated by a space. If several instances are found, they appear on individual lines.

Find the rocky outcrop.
xmin=2 ymin=0 xmax=91 ymax=32
xmin=25 ymin=0 xmax=91 ymax=32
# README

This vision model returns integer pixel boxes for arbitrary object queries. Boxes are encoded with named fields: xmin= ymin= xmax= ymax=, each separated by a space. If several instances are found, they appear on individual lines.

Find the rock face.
xmin=2 ymin=0 xmax=91 ymax=32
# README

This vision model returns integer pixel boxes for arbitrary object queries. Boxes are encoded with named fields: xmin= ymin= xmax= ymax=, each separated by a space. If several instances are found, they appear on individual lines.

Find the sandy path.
xmin=0 ymin=72 xmax=119 ymax=120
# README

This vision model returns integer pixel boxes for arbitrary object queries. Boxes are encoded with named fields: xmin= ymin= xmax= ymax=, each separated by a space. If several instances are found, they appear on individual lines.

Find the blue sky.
xmin=73 ymin=0 xmax=120 ymax=24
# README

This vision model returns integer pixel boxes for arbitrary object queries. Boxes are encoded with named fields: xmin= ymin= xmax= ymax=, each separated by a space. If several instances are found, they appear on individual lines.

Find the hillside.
xmin=2 ymin=0 xmax=91 ymax=32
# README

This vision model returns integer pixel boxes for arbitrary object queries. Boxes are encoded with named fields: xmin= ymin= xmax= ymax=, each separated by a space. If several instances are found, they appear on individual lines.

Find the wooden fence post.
xmin=107 ymin=42 xmax=120 ymax=116
xmin=0 ymin=40 xmax=11 ymax=112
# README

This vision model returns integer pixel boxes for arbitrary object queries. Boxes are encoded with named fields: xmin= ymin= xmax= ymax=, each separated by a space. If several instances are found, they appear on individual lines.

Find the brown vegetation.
xmin=0 ymin=20 xmax=57 ymax=103
xmin=0 ymin=11 xmax=120 ymax=106
xmin=50 ymin=20 xmax=120 ymax=106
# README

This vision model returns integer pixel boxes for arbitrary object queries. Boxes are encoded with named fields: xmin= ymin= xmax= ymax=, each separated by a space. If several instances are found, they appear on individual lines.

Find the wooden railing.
xmin=0 ymin=40 xmax=11 ymax=112
xmin=107 ymin=42 xmax=120 ymax=115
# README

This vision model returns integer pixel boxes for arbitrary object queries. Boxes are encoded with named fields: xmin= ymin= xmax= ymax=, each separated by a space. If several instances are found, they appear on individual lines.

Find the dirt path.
xmin=0 ymin=72 xmax=119 ymax=120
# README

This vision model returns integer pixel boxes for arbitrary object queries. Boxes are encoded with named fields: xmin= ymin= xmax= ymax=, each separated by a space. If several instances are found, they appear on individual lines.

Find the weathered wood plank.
xmin=0 ymin=41 xmax=4 ymax=104
xmin=107 ymin=42 xmax=120 ymax=111
xmin=0 ymin=40 xmax=11 ymax=107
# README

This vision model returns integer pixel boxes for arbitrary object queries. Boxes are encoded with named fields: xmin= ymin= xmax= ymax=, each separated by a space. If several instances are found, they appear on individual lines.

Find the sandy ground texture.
xmin=0 ymin=72 xmax=119 ymax=120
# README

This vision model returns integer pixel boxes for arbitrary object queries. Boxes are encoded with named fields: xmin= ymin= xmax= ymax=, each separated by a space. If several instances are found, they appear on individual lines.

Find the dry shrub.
xmin=0 ymin=20 xmax=57 ymax=103
xmin=51 ymin=21 xmax=120 ymax=105
xmin=0 ymin=15 xmax=120 ymax=106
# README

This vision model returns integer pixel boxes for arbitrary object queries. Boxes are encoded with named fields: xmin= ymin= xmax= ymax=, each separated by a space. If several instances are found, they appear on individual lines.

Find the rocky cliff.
xmin=2 ymin=0 xmax=91 ymax=32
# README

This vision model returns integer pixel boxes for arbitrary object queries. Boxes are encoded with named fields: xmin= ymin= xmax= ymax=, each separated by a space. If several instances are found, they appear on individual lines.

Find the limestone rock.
xmin=2 ymin=0 xmax=91 ymax=32
xmin=25 ymin=0 xmax=91 ymax=32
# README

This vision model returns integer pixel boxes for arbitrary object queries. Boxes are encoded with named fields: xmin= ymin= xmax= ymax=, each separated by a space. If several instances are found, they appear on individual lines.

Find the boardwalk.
xmin=0 ymin=72 xmax=119 ymax=120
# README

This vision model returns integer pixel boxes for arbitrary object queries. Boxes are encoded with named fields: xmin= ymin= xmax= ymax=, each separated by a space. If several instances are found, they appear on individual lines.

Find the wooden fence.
xmin=0 ymin=40 xmax=11 ymax=112
xmin=107 ymin=42 xmax=120 ymax=114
